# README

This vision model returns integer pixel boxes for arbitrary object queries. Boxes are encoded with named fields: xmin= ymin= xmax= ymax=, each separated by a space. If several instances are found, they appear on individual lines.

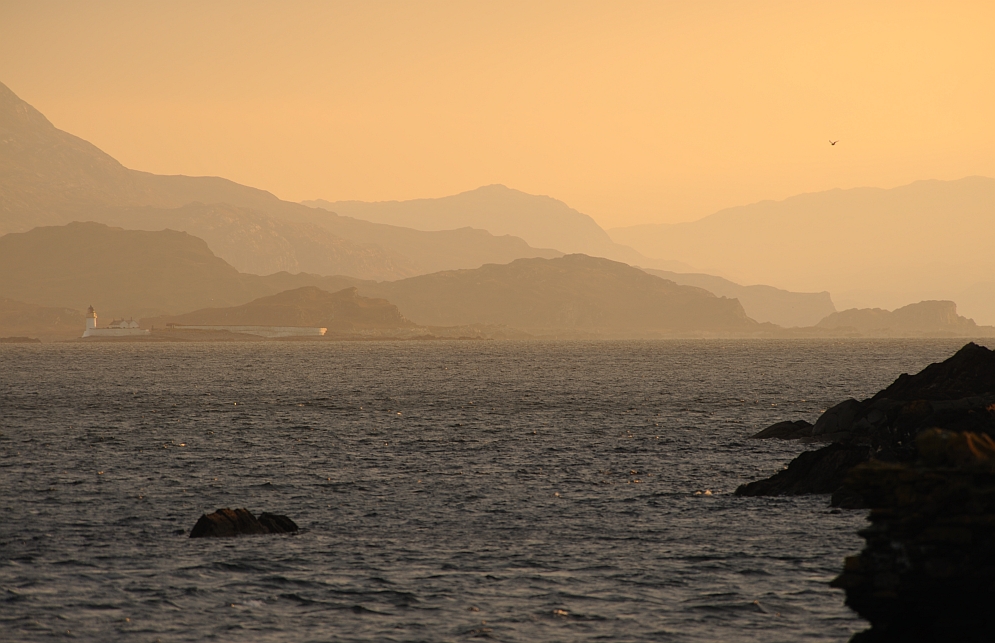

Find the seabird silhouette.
xmin=830 ymin=140 xmax=839 ymax=145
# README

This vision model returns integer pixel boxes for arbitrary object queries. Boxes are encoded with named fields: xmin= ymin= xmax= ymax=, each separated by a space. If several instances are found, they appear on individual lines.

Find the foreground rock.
xmin=831 ymin=429 xmax=995 ymax=642
xmin=737 ymin=343 xmax=995 ymax=502
xmin=189 ymin=508 xmax=299 ymax=538
xmin=749 ymin=419 xmax=813 ymax=439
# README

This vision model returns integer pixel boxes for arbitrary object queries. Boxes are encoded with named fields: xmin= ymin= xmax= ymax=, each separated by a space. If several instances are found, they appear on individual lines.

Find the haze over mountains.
xmin=306 ymin=187 xmax=687 ymax=271
xmin=0 ymin=222 xmax=757 ymax=339
xmin=0 ymin=81 xmax=563 ymax=279
xmin=2 ymin=77 xmax=992 ymax=332
xmin=3 ymin=221 xmax=990 ymax=341
xmin=609 ymin=177 xmax=995 ymax=324
xmin=643 ymin=269 xmax=835 ymax=328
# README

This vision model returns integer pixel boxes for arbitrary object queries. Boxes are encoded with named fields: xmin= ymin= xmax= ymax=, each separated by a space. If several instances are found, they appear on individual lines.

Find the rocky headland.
xmin=737 ymin=342 xmax=995 ymax=641
xmin=736 ymin=342 xmax=995 ymax=504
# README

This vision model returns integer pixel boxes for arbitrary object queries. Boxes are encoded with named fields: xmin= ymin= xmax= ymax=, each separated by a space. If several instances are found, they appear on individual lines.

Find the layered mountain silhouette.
xmin=643 ymin=269 xmax=835 ymax=327
xmin=0 ymin=81 xmax=560 ymax=279
xmin=305 ymin=186 xmax=686 ymax=270
xmin=5 ymin=221 xmax=991 ymax=341
xmin=0 ymin=222 xmax=759 ymax=339
xmin=609 ymin=178 xmax=995 ymax=324
xmin=147 ymin=286 xmax=414 ymax=333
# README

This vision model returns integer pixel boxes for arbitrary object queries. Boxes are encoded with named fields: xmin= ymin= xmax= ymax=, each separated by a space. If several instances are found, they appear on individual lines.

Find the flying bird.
xmin=830 ymin=140 xmax=839 ymax=145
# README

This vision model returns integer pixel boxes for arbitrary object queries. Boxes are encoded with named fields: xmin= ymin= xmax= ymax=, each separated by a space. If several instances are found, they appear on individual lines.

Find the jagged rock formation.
xmin=830 ymin=429 xmax=995 ymax=642
xmin=736 ymin=343 xmax=995 ymax=501
xmin=189 ymin=508 xmax=298 ymax=538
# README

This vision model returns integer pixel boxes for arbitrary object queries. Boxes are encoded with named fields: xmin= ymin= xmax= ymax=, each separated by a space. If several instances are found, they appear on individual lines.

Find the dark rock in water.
xmin=750 ymin=419 xmax=813 ymax=439
xmin=736 ymin=443 xmax=872 ymax=496
xmin=831 ymin=429 xmax=995 ymax=642
xmin=735 ymin=343 xmax=995 ymax=500
xmin=257 ymin=512 xmax=299 ymax=534
xmin=189 ymin=508 xmax=299 ymax=538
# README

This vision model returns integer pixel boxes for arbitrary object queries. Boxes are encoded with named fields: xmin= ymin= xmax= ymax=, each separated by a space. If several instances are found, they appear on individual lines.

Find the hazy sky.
xmin=1 ymin=1 xmax=991 ymax=227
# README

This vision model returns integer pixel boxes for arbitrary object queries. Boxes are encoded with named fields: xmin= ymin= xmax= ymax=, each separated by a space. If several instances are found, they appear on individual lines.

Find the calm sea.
xmin=2 ymin=339 xmax=988 ymax=642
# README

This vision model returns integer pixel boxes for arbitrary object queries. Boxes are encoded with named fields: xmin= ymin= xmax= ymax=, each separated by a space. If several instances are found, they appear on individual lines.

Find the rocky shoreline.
xmin=737 ymin=342 xmax=995 ymax=641
xmin=736 ymin=342 xmax=995 ymax=505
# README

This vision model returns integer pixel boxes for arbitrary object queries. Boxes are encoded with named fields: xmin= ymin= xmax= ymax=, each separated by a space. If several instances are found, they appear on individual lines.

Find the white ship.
xmin=82 ymin=305 xmax=151 ymax=338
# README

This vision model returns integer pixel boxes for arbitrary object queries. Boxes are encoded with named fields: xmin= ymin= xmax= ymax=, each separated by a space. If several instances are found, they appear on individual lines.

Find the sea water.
xmin=2 ymin=339 xmax=987 ymax=642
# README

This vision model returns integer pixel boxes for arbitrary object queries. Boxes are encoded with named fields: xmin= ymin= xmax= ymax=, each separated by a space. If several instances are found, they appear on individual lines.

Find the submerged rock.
xmin=735 ymin=343 xmax=995 ymax=501
xmin=189 ymin=508 xmax=299 ymax=538
xmin=831 ymin=429 xmax=995 ymax=642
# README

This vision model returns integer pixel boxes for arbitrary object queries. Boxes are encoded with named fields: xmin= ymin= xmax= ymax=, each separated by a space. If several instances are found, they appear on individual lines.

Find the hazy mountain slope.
xmin=644 ymin=269 xmax=835 ymax=327
xmin=0 ymin=81 xmax=561 ymax=279
xmin=305 ymin=209 xmax=562 ymax=274
xmin=0 ymin=81 xmax=279 ymax=218
xmin=305 ymin=185 xmax=690 ymax=270
xmin=147 ymin=286 xmax=413 ymax=332
xmin=357 ymin=254 xmax=760 ymax=337
xmin=815 ymin=300 xmax=981 ymax=336
xmin=0 ymin=221 xmax=376 ymax=317
xmin=95 ymin=203 xmax=417 ymax=279
xmin=609 ymin=177 xmax=995 ymax=324
xmin=0 ymin=222 xmax=263 ymax=318
xmin=0 ymin=297 xmax=84 ymax=340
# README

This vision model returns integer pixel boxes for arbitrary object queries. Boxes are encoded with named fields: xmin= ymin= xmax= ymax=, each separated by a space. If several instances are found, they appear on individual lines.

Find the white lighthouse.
xmin=82 ymin=305 xmax=149 ymax=338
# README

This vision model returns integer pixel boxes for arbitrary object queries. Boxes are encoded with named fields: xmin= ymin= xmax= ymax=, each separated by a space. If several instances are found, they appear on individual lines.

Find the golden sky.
xmin=1 ymin=1 xmax=992 ymax=227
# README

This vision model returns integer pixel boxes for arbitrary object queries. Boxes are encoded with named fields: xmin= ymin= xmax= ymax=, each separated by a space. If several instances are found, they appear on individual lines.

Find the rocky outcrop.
xmin=736 ymin=443 xmax=873 ymax=496
xmin=189 ymin=508 xmax=299 ymax=538
xmin=736 ymin=343 xmax=995 ymax=501
xmin=830 ymin=429 xmax=995 ymax=642
xmin=750 ymin=419 xmax=813 ymax=439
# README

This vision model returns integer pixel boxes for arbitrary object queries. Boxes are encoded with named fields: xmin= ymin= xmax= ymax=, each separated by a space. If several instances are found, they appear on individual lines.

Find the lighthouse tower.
xmin=86 ymin=305 xmax=97 ymax=331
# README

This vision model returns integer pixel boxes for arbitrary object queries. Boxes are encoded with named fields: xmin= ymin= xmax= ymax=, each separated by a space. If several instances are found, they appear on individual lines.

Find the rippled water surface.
xmin=2 ymin=339 xmax=988 ymax=642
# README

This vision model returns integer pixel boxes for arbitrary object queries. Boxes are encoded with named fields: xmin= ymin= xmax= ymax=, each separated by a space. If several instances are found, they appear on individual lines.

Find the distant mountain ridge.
xmin=5 ymin=222 xmax=990 ymax=341
xmin=305 ymin=185 xmax=691 ymax=271
xmin=643 ymin=269 xmax=835 ymax=327
xmin=355 ymin=254 xmax=760 ymax=337
xmin=0 ymin=222 xmax=759 ymax=339
xmin=0 ymin=81 xmax=561 ymax=279
xmin=609 ymin=177 xmax=995 ymax=324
